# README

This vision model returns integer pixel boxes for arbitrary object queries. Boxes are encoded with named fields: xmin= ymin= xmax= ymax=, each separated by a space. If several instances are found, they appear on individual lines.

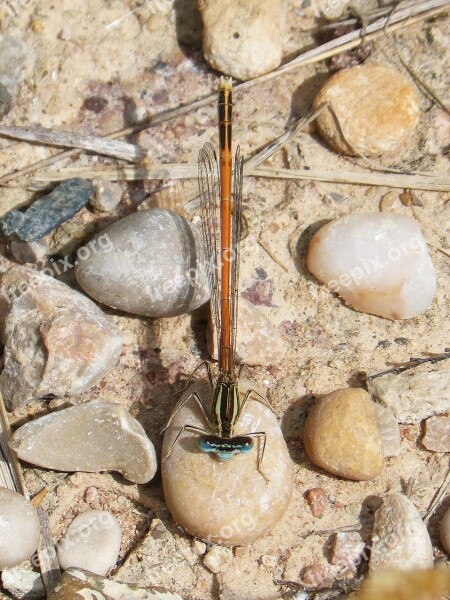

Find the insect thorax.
xmin=211 ymin=377 xmax=240 ymax=438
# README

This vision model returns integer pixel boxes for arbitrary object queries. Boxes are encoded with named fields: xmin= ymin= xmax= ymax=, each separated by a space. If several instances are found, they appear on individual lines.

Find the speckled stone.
xmin=306 ymin=213 xmax=436 ymax=320
xmin=0 ymin=266 xmax=123 ymax=409
xmin=47 ymin=568 xmax=183 ymax=600
xmin=303 ymin=388 xmax=384 ymax=481
xmin=76 ymin=208 xmax=210 ymax=317
xmin=368 ymin=369 xmax=450 ymax=424
xmin=0 ymin=34 xmax=34 ymax=94
xmin=0 ymin=487 xmax=41 ymax=569
xmin=369 ymin=493 xmax=433 ymax=573
xmin=313 ymin=63 xmax=420 ymax=156
xmin=57 ymin=510 xmax=121 ymax=576
xmin=90 ymin=178 xmax=123 ymax=212
xmin=1 ymin=179 xmax=92 ymax=242
xmin=422 ymin=414 xmax=450 ymax=452
xmin=162 ymin=380 xmax=293 ymax=545
xmin=199 ymin=0 xmax=284 ymax=80
xmin=10 ymin=400 xmax=157 ymax=484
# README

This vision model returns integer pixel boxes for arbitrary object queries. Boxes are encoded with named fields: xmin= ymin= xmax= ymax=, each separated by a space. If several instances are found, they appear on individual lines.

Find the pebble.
xmin=47 ymin=567 xmax=183 ymax=600
xmin=1 ymin=179 xmax=92 ymax=242
xmin=76 ymin=208 xmax=210 ymax=317
xmin=9 ymin=236 xmax=50 ymax=263
xmin=10 ymin=400 xmax=157 ymax=484
xmin=207 ymin=297 xmax=287 ymax=366
xmin=356 ymin=569 xmax=450 ymax=600
xmin=369 ymin=493 xmax=433 ymax=573
xmin=162 ymin=380 xmax=293 ymax=545
xmin=330 ymin=531 xmax=366 ymax=571
xmin=0 ymin=35 xmax=34 ymax=95
xmin=199 ymin=0 xmax=284 ymax=80
xmin=90 ymin=178 xmax=123 ymax=212
xmin=1 ymin=567 xmax=45 ymax=600
xmin=0 ymin=487 xmax=41 ymax=569
xmin=312 ymin=63 xmax=420 ymax=156
xmin=0 ymin=266 xmax=123 ymax=409
xmin=301 ymin=564 xmax=333 ymax=588
xmin=305 ymin=487 xmax=327 ymax=517
xmin=203 ymin=546 xmax=233 ymax=574
xmin=367 ymin=369 xmax=450 ymax=424
xmin=306 ymin=213 xmax=436 ymax=320
xmin=422 ymin=414 xmax=450 ymax=452
xmin=57 ymin=510 xmax=121 ymax=576
xmin=303 ymin=388 xmax=384 ymax=481
xmin=192 ymin=539 xmax=207 ymax=555
xmin=374 ymin=404 xmax=402 ymax=457
xmin=440 ymin=505 xmax=450 ymax=554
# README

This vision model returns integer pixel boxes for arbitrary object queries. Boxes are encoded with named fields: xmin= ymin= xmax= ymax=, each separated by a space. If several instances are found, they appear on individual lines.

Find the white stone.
xmin=374 ymin=404 xmax=401 ymax=457
xmin=57 ymin=510 xmax=121 ymax=576
xmin=1 ymin=567 xmax=45 ymax=600
xmin=76 ymin=209 xmax=210 ymax=317
xmin=368 ymin=369 xmax=450 ymax=424
xmin=203 ymin=546 xmax=233 ymax=574
xmin=199 ymin=0 xmax=284 ymax=80
xmin=10 ymin=400 xmax=157 ymax=484
xmin=307 ymin=213 xmax=436 ymax=319
xmin=0 ymin=487 xmax=40 ymax=569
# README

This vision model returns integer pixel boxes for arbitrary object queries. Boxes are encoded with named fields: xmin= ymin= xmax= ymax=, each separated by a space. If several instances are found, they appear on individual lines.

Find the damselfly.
xmin=162 ymin=77 xmax=274 ymax=478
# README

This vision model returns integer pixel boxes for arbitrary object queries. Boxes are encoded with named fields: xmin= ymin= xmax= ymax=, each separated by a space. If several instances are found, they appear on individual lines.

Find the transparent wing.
xmin=230 ymin=145 xmax=244 ymax=374
xmin=198 ymin=142 xmax=221 ymax=340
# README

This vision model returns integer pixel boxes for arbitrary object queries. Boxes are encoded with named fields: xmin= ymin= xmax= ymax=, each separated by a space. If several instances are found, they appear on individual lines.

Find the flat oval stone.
xmin=312 ymin=63 xmax=420 ymax=156
xmin=10 ymin=400 xmax=157 ymax=484
xmin=75 ymin=208 xmax=210 ymax=317
xmin=162 ymin=380 xmax=293 ymax=545
xmin=304 ymin=388 xmax=384 ymax=481
xmin=306 ymin=213 xmax=436 ymax=319
xmin=0 ymin=487 xmax=40 ymax=569
xmin=57 ymin=510 xmax=121 ymax=576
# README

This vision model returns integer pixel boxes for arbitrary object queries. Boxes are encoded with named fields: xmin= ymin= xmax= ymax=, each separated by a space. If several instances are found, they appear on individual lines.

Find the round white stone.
xmin=306 ymin=213 xmax=436 ymax=319
xmin=0 ymin=487 xmax=40 ymax=569
xmin=75 ymin=208 xmax=210 ymax=317
xmin=57 ymin=510 xmax=121 ymax=576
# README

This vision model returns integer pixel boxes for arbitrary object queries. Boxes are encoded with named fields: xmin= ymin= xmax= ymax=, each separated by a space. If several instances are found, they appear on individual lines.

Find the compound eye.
xmin=198 ymin=437 xmax=213 ymax=452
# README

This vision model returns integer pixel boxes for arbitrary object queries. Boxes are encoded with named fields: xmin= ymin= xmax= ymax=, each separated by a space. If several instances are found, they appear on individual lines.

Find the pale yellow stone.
xmin=162 ymin=380 xmax=293 ymax=546
xmin=313 ymin=63 xmax=420 ymax=156
xmin=303 ymin=388 xmax=384 ymax=481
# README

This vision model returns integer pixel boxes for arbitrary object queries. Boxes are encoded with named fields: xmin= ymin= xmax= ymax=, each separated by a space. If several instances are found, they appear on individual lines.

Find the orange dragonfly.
xmin=163 ymin=77 xmax=273 ymax=477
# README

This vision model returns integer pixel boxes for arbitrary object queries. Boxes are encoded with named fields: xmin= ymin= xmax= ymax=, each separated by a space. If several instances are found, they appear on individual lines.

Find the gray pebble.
xmin=76 ymin=208 xmax=210 ymax=317
xmin=1 ymin=178 xmax=92 ymax=242
xmin=0 ymin=34 xmax=34 ymax=95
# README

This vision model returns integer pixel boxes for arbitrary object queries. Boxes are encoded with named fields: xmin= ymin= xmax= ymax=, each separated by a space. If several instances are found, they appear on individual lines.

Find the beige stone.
xmin=313 ymin=63 xmax=420 ymax=156
xmin=10 ymin=400 xmax=157 ymax=484
xmin=199 ymin=0 xmax=284 ymax=80
xmin=303 ymin=388 xmax=384 ymax=481
xmin=162 ymin=380 xmax=293 ymax=545
xmin=57 ymin=510 xmax=121 ymax=576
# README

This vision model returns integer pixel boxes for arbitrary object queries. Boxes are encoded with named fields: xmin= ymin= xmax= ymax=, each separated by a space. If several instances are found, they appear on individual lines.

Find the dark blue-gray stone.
xmin=1 ymin=178 xmax=92 ymax=242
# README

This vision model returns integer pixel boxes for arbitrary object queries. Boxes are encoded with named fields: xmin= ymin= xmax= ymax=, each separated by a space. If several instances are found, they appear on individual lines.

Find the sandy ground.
xmin=0 ymin=1 xmax=449 ymax=599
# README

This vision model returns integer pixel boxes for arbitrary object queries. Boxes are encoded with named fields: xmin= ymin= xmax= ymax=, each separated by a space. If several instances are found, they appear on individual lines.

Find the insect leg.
xmin=162 ymin=424 xmax=211 ymax=462
xmin=247 ymin=431 xmax=268 ymax=482
xmin=160 ymin=392 xmax=212 ymax=435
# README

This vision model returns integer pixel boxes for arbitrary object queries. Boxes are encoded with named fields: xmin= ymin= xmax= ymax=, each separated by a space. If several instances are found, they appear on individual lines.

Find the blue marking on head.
xmin=198 ymin=435 xmax=254 ymax=459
